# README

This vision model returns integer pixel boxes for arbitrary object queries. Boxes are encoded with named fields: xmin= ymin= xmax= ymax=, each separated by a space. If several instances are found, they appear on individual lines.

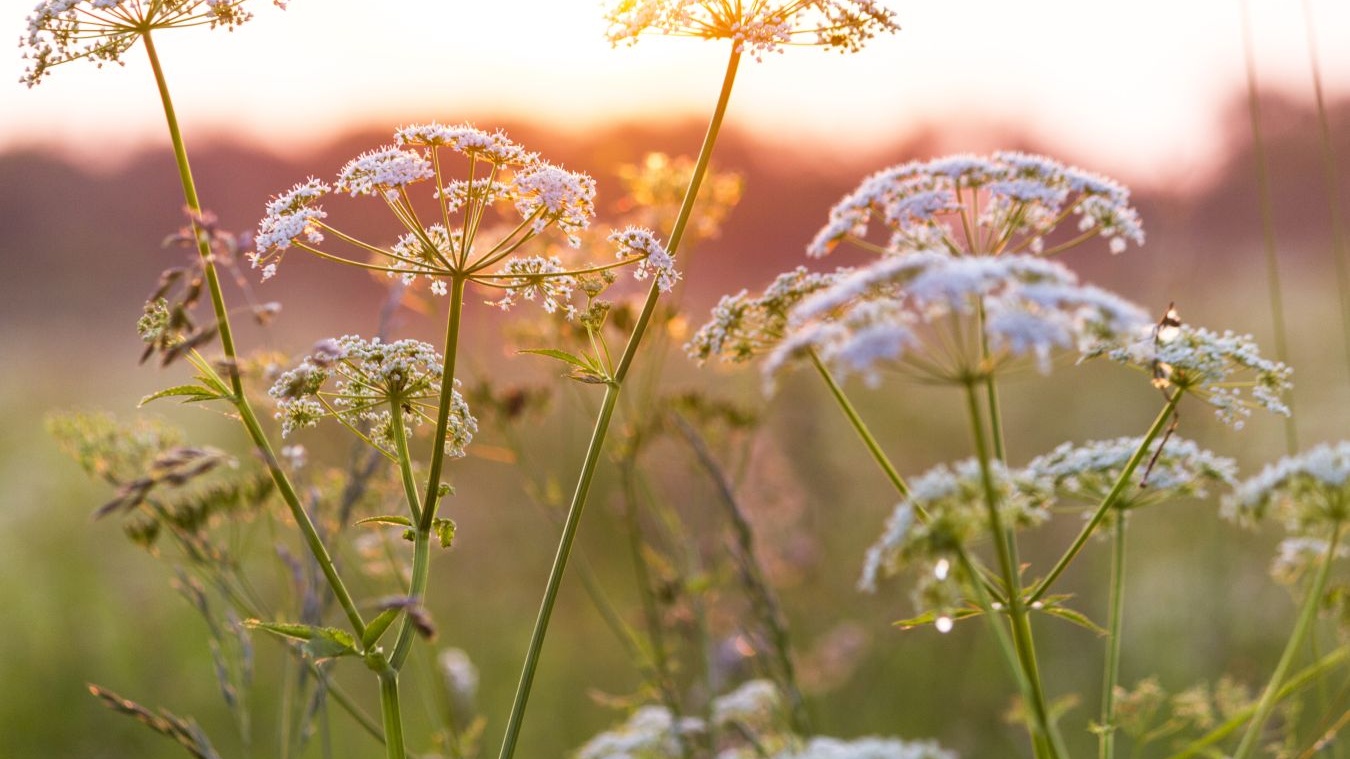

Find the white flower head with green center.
xmin=859 ymin=459 xmax=1053 ymax=597
xmin=1082 ymin=319 xmax=1293 ymax=428
xmin=252 ymin=123 xmax=671 ymax=317
xmin=1026 ymin=436 xmax=1238 ymax=513
xmin=763 ymin=251 xmax=1150 ymax=390
xmin=20 ymin=0 xmax=286 ymax=87
xmin=687 ymin=266 xmax=844 ymax=364
xmin=809 ymin=151 xmax=1144 ymax=259
xmin=711 ymin=679 xmax=784 ymax=735
xmin=605 ymin=0 xmax=900 ymax=59
xmin=268 ymin=335 xmax=476 ymax=458
xmin=1223 ymin=441 xmax=1350 ymax=538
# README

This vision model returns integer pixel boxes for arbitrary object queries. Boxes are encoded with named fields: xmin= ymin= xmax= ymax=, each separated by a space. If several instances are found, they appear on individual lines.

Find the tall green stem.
xmin=144 ymin=32 xmax=366 ymax=637
xmin=1099 ymin=512 xmax=1128 ymax=759
xmin=963 ymin=380 xmax=1060 ymax=759
xmin=1233 ymin=521 xmax=1344 ymax=759
xmin=1029 ymin=395 xmax=1180 ymax=604
xmin=377 ymin=668 xmax=406 ymax=759
xmin=418 ymin=276 xmax=468 ymax=532
xmin=496 ymin=46 xmax=743 ymax=759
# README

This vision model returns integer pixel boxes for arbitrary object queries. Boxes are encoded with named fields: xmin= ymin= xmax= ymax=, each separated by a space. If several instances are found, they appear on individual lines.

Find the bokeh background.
xmin=3 ymin=1 xmax=1350 ymax=757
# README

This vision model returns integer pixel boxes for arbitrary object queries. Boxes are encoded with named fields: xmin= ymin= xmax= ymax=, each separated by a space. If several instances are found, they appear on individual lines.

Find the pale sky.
xmin=8 ymin=0 xmax=1350 ymax=188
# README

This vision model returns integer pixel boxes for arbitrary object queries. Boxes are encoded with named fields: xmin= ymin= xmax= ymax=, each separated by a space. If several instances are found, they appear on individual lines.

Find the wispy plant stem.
xmin=1099 ymin=512 xmax=1128 ymax=759
xmin=962 ymin=379 xmax=1061 ymax=759
xmin=1029 ymin=394 xmax=1181 ymax=604
xmin=1240 ymin=0 xmax=1298 ymax=455
xmin=807 ymin=348 xmax=910 ymax=499
xmin=496 ymin=46 xmax=743 ymax=759
xmin=1233 ymin=520 xmax=1345 ymax=759
xmin=144 ymin=32 xmax=367 ymax=638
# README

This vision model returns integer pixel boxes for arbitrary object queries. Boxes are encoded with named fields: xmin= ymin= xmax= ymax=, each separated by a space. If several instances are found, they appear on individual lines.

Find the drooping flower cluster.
xmin=20 ymin=0 xmax=285 ymax=87
xmin=604 ymin=0 xmax=900 ymax=59
xmin=268 ymin=336 xmax=476 ymax=457
xmin=859 ymin=459 xmax=1054 ymax=598
xmin=1026 ymin=436 xmax=1238 ymax=513
xmin=1083 ymin=319 xmax=1293 ymax=428
xmin=760 ymin=251 xmax=1150 ymax=388
xmin=809 ymin=152 xmax=1144 ymax=259
xmin=251 ymin=122 xmax=673 ymax=318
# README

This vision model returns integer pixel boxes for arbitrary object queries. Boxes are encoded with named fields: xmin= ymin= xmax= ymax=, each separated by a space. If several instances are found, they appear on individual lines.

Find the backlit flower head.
xmin=1223 ymin=441 xmax=1350 ymax=538
xmin=268 ymin=336 xmax=476 ymax=457
xmin=253 ymin=123 xmax=668 ymax=317
xmin=1082 ymin=317 xmax=1293 ymax=428
xmin=762 ymin=251 xmax=1150 ymax=389
xmin=21 ymin=0 xmax=285 ymax=87
xmin=809 ymin=151 xmax=1144 ymax=259
xmin=1026 ymin=436 xmax=1238 ymax=512
xmin=859 ymin=459 xmax=1052 ymax=603
xmin=605 ymin=0 xmax=899 ymax=59
xmin=686 ymin=266 xmax=843 ymax=364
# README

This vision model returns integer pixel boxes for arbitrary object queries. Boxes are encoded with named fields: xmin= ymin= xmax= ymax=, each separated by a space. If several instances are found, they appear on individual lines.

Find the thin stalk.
xmin=418 ymin=275 xmax=468 ymax=531
xmin=495 ymin=46 xmax=743 ymax=759
xmin=1164 ymin=644 xmax=1350 ymax=759
xmin=807 ymin=349 xmax=910 ymax=499
xmin=1099 ymin=512 xmax=1128 ymax=759
xmin=1240 ymin=0 xmax=1298 ymax=454
xmin=1233 ymin=521 xmax=1344 ymax=759
xmin=146 ymin=32 xmax=367 ymax=637
xmin=377 ymin=669 xmax=406 ymax=759
xmin=1299 ymin=0 xmax=1350 ymax=378
xmin=1029 ymin=395 xmax=1181 ymax=604
xmin=963 ymin=379 xmax=1061 ymax=759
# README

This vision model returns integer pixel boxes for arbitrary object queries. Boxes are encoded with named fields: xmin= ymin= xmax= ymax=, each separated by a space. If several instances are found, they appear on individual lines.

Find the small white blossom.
xmin=1223 ymin=441 xmax=1350 ymax=537
xmin=513 ymin=163 xmax=596 ymax=246
xmin=573 ymin=705 xmax=705 ymax=759
xmin=335 ymin=146 xmax=435 ymax=198
xmin=774 ymin=736 xmax=957 ymax=759
xmin=1025 ymin=437 xmax=1238 ymax=513
xmin=612 ymin=226 xmax=679 ymax=291
xmin=688 ymin=267 xmax=843 ymax=364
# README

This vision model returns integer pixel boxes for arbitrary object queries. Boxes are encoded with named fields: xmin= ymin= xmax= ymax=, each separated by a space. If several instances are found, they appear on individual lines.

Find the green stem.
xmin=807 ymin=348 xmax=910 ymax=499
xmin=1241 ymin=0 xmax=1299 ymax=455
xmin=146 ymin=32 xmax=367 ymax=638
xmin=418 ymin=276 xmax=467 ymax=532
xmin=1233 ymin=521 xmax=1344 ymax=759
xmin=963 ymin=380 xmax=1060 ymax=759
xmin=495 ymin=46 xmax=742 ymax=759
xmin=377 ymin=668 xmax=406 ymax=759
xmin=1029 ymin=395 xmax=1181 ymax=604
xmin=1164 ymin=626 xmax=1350 ymax=759
xmin=1099 ymin=512 xmax=1128 ymax=759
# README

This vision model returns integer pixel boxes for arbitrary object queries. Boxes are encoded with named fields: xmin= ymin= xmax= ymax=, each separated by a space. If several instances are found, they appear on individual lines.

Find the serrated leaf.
xmin=894 ymin=607 xmax=983 ymax=631
xmin=569 ymin=370 xmax=611 ymax=384
xmin=361 ymin=608 xmax=400 ymax=651
xmin=140 ymin=384 xmax=225 ymax=407
xmin=355 ymin=515 xmax=413 ymax=528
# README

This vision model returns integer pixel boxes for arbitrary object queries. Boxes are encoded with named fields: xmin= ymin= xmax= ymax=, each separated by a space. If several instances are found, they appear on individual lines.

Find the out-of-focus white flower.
xmin=1224 ymin=441 xmax=1350 ymax=537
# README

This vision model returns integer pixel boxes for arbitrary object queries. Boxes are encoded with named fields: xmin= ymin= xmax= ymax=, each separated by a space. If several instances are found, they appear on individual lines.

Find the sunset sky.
xmin=8 ymin=0 xmax=1350 ymax=187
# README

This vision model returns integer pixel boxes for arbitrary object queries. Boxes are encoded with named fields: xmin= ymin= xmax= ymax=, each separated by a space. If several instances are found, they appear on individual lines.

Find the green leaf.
xmin=433 ymin=517 xmax=457 ymax=549
xmin=519 ymin=348 xmax=597 ymax=372
xmin=355 ymin=515 xmax=413 ymax=528
xmin=1036 ymin=604 xmax=1107 ymax=636
xmin=893 ymin=607 xmax=983 ymax=631
xmin=139 ymin=384 xmax=225 ymax=407
xmin=361 ymin=609 xmax=400 ymax=651
xmin=243 ymin=620 xmax=358 ymax=661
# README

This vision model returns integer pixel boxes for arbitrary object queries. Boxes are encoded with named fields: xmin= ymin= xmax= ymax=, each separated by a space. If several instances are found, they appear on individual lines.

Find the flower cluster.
xmin=252 ymin=123 xmax=673 ymax=319
xmin=859 ymin=459 xmax=1054 ymax=600
xmin=808 ymin=152 xmax=1144 ymax=259
xmin=604 ymin=0 xmax=900 ymax=59
xmin=573 ymin=705 xmax=703 ymax=759
xmin=1025 ymin=436 xmax=1238 ymax=513
xmin=687 ymin=266 xmax=843 ymax=364
xmin=268 ymin=336 xmax=476 ymax=457
xmin=1223 ymin=441 xmax=1350 ymax=537
xmin=760 ymin=251 xmax=1150 ymax=388
xmin=1083 ymin=320 xmax=1293 ymax=428
xmin=20 ymin=0 xmax=284 ymax=87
